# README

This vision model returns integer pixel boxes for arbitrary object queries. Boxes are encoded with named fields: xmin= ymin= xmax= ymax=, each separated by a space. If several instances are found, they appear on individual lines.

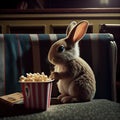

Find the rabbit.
xmin=48 ymin=20 xmax=96 ymax=103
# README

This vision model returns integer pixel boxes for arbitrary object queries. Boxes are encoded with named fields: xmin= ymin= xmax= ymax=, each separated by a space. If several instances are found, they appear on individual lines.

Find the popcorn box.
xmin=20 ymin=81 xmax=53 ymax=110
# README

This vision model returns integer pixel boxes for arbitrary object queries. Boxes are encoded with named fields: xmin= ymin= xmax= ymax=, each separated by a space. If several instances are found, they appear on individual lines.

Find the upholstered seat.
xmin=0 ymin=33 xmax=117 ymax=102
xmin=99 ymin=24 xmax=120 ymax=102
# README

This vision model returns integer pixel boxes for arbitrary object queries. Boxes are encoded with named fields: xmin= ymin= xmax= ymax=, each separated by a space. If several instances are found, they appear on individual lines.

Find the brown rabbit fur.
xmin=48 ymin=20 xmax=96 ymax=103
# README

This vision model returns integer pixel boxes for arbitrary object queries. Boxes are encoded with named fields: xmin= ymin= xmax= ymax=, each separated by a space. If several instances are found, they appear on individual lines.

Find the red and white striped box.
xmin=20 ymin=81 xmax=53 ymax=110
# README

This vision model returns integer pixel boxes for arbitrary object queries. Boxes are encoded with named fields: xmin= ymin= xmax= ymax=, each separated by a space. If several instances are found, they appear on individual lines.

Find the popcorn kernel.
xmin=19 ymin=72 xmax=50 ymax=82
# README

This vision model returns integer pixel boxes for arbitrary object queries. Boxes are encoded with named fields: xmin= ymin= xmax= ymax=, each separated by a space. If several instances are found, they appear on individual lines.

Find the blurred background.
xmin=0 ymin=0 xmax=119 ymax=9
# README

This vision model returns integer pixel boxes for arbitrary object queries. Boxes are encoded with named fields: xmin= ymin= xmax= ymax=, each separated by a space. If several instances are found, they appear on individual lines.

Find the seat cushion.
xmin=1 ymin=99 xmax=120 ymax=120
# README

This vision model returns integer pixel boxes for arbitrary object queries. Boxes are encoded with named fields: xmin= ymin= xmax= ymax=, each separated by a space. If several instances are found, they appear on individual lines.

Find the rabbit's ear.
xmin=67 ymin=20 xmax=89 ymax=43
xmin=66 ymin=21 xmax=77 ymax=36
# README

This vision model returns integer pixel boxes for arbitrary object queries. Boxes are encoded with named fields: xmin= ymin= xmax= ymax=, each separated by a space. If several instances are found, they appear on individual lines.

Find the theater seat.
xmin=0 ymin=33 xmax=117 ymax=101
xmin=99 ymin=24 xmax=120 ymax=102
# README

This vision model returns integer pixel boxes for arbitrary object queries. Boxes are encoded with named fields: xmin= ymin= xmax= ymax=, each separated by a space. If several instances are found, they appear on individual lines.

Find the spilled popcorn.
xmin=19 ymin=72 xmax=51 ymax=82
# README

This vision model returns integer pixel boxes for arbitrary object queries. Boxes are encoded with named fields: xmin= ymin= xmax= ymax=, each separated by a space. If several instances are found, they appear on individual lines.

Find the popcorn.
xmin=19 ymin=72 xmax=50 ymax=82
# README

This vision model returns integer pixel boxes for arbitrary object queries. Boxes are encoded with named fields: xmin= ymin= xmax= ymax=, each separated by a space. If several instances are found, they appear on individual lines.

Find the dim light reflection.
xmin=100 ymin=0 xmax=109 ymax=5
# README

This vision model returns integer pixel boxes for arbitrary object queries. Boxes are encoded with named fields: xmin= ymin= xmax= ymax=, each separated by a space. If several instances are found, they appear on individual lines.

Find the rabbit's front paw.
xmin=49 ymin=72 xmax=59 ymax=80
xmin=59 ymin=95 xmax=78 ymax=103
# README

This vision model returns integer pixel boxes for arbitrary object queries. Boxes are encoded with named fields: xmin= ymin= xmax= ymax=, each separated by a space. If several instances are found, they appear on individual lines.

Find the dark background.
xmin=0 ymin=0 xmax=119 ymax=9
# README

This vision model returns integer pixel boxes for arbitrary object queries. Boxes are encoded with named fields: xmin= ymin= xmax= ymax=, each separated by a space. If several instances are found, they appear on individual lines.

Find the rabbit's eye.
xmin=57 ymin=45 xmax=65 ymax=53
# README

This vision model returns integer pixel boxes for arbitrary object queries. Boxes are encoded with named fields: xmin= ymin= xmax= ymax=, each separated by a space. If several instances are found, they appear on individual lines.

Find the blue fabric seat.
xmin=0 ymin=33 xmax=117 ymax=101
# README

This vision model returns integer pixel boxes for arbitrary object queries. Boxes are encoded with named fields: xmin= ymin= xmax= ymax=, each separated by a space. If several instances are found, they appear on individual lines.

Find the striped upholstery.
xmin=0 ymin=33 xmax=117 ymax=101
